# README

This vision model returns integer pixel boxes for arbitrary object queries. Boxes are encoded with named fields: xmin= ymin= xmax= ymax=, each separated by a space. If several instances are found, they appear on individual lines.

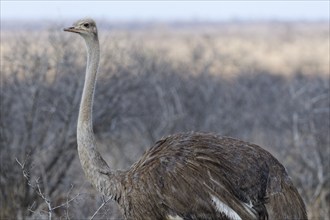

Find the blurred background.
xmin=1 ymin=1 xmax=329 ymax=219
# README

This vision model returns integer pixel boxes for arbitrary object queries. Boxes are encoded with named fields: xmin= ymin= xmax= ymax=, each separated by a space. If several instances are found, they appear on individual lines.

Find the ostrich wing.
xmin=122 ymin=133 xmax=282 ymax=219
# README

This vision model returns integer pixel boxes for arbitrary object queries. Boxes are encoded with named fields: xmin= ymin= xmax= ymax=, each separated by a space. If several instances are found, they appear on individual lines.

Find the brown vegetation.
xmin=1 ymin=22 xmax=329 ymax=219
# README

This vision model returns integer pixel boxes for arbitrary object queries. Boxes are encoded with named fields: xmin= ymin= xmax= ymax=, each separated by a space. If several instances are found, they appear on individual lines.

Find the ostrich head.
xmin=64 ymin=18 xmax=98 ymax=39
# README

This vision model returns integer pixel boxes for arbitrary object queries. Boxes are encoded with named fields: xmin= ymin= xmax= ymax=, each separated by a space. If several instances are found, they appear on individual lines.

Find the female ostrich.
xmin=64 ymin=18 xmax=307 ymax=220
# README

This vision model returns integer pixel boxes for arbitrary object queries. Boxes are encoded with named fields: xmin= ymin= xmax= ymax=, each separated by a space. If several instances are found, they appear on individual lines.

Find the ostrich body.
xmin=64 ymin=18 xmax=307 ymax=220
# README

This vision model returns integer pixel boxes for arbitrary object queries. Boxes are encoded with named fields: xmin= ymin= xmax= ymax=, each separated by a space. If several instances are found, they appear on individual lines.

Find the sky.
xmin=1 ymin=1 xmax=329 ymax=22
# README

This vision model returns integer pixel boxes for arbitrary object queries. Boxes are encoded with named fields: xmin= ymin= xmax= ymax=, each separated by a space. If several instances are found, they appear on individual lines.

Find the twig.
xmin=35 ymin=178 xmax=52 ymax=220
xmin=90 ymin=196 xmax=112 ymax=220
xmin=51 ymin=191 xmax=81 ymax=211
xmin=16 ymin=157 xmax=81 ymax=219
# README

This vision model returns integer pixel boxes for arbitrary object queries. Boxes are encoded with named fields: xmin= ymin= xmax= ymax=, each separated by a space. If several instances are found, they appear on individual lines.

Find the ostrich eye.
xmin=83 ymin=23 xmax=90 ymax=28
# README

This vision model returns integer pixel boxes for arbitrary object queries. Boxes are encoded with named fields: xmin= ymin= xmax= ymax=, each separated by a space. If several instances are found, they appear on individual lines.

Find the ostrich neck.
xmin=78 ymin=37 xmax=99 ymax=129
xmin=77 ymin=37 xmax=99 ymax=153
xmin=77 ymin=36 xmax=122 ymax=200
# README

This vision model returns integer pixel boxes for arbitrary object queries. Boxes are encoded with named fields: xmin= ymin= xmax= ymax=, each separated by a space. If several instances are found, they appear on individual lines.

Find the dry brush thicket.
xmin=1 ymin=22 xmax=329 ymax=219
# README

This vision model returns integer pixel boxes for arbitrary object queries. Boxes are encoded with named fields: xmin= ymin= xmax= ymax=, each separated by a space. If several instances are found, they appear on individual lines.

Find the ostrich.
xmin=64 ymin=18 xmax=307 ymax=220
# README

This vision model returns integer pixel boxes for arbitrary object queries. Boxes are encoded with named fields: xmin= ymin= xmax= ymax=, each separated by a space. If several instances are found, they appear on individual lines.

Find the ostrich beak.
xmin=63 ymin=26 xmax=81 ymax=33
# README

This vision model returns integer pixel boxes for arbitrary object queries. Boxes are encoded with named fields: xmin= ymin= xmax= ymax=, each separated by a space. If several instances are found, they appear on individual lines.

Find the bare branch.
xmin=90 ymin=196 xmax=112 ymax=220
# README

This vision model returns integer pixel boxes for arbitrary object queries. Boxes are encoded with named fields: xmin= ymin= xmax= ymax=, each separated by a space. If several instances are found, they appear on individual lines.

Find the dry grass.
xmin=1 ymin=21 xmax=329 ymax=219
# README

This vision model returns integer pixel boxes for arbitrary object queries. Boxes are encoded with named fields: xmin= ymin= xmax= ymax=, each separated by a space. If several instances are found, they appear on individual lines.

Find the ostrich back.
xmin=115 ymin=132 xmax=306 ymax=220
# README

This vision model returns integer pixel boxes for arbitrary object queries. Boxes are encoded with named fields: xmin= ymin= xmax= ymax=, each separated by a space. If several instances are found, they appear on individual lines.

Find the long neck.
xmin=77 ymin=36 xmax=99 ymax=129
xmin=77 ymin=35 xmax=122 ymax=200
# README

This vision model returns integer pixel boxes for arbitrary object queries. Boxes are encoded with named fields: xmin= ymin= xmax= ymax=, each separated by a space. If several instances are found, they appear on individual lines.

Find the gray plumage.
xmin=64 ymin=18 xmax=307 ymax=220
